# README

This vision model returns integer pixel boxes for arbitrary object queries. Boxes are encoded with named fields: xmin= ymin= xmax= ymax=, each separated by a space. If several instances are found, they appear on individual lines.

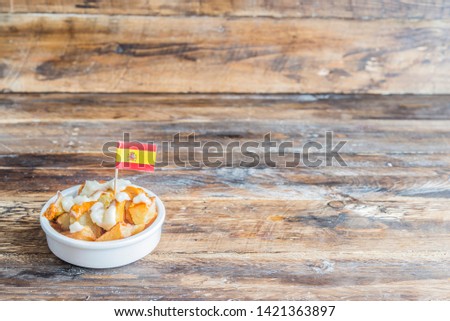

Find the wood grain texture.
xmin=1 ymin=198 xmax=449 ymax=300
xmin=0 ymin=93 xmax=449 ymax=300
xmin=2 ymin=166 xmax=450 ymax=201
xmin=2 ymin=93 xmax=450 ymax=121
xmin=3 ymin=152 xmax=450 ymax=170
xmin=1 ymin=0 xmax=449 ymax=19
xmin=1 ymin=94 xmax=449 ymax=156
xmin=1 ymin=15 xmax=449 ymax=94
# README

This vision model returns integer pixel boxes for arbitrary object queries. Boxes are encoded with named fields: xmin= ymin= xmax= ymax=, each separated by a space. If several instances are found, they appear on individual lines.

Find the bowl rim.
xmin=40 ymin=184 xmax=165 ymax=250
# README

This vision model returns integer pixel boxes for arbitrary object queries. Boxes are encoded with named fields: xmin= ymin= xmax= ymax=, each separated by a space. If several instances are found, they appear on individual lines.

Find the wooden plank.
xmin=1 ymin=94 xmax=450 ymax=155
xmin=3 ymin=152 xmax=450 ymax=169
xmin=1 ymin=256 xmax=448 ymax=300
xmin=1 ymin=0 xmax=449 ymax=19
xmin=2 ymin=94 xmax=450 ymax=122
xmin=1 ymin=15 xmax=449 ymax=94
xmin=1 ymin=199 xmax=449 ymax=300
xmin=2 ymin=199 xmax=449 ymax=254
xmin=1 ymin=255 xmax=448 ymax=300
xmin=1 ymin=167 xmax=449 ymax=201
xmin=2 ymin=119 xmax=449 ymax=154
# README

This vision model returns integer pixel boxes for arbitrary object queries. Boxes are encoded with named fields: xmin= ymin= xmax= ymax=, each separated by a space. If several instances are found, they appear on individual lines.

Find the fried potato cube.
xmin=131 ymin=224 xmax=146 ymax=236
xmin=62 ymin=227 xmax=96 ymax=241
xmin=123 ymin=186 xmax=145 ymax=199
xmin=44 ymin=203 xmax=64 ymax=221
xmin=116 ymin=200 xmax=126 ymax=223
xmin=95 ymin=222 xmax=147 ymax=242
xmin=96 ymin=223 xmax=133 ymax=242
xmin=77 ymin=184 xmax=85 ymax=195
xmin=43 ymin=192 xmax=65 ymax=220
xmin=56 ymin=213 xmax=70 ymax=231
xmin=128 ymin=199 xmax=157 ymax=225
xmin=97 ymin=191 xmax=115 ymax=209
xmin=124 ymin=201 xmax=134 ymax=224
xmin=50 ymin=221 xmax=63 ymax=233
xmin=70 ymin=201 xmax=95 ymax=220
xmin=75 ymin=213 xmax=104 ymax=238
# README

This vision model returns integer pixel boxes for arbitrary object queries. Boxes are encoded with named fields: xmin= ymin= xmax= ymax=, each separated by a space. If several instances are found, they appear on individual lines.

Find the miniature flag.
xmin=115 ymin=141 xmax=157 ymax=172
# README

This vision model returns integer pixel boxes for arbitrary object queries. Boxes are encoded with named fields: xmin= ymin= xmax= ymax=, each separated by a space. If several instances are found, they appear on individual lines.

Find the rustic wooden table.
xmin=1 ymin=0 xmax=450 ymax=301
xmin=1 ymin=94 xmax=449 ymax=300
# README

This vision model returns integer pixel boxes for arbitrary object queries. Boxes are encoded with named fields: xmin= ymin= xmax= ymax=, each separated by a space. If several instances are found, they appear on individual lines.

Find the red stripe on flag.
xmin=117 ymin=141 xmax=157 ymax=151
xmin=116 ymin=161 xmax=154 ymax=172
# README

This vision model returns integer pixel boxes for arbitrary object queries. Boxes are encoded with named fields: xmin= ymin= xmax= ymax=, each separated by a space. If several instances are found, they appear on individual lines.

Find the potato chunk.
xmin=97 ymin=191 xmax=115 ymax=208
xmin=43 ymin=192 xmax=65 ymax=220
xmin=56 ymin=213 xmax=70 ymax=231
xmin=77 ymin=184 xmax=85 ymax=195
xmin=128 ymin=200 xmax=157 ymax=225
xmin=76 ymin=213 xmax=104 ymax=238
xmin=131 ymin=224 xmax=146 ymax=236
xmin=116 ymin=200 xmax=126 ymax=223
xmin=70 ymin=201 xmax=95 ymax=220
xmin=62 ymin=227 xmax=96 ymax=241
xmin=96 ymin=222 xmax=148 ymax=242
xmin=124 ymin=201 xmax=134 ymax=224
xmin=123 ymin=186 xmax=145 ymax=199
xmin=96 ymin=223 xmax=132 ymax=241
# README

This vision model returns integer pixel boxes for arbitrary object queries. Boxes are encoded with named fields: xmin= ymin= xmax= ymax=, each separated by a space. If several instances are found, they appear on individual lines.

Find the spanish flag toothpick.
xmin=114 ymin=141 xmax=157 ymax=194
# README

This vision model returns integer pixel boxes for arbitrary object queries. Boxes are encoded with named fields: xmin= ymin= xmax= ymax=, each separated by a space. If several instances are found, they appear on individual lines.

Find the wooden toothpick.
xmin=114 ymin=168 xmax=119 ymax=195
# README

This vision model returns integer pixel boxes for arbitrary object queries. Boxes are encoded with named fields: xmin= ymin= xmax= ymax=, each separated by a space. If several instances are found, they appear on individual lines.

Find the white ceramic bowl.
xmin=40 ymin=185 xmax=165 ymax=269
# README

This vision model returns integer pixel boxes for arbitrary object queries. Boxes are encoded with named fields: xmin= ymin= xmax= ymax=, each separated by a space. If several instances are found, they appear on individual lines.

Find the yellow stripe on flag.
xmin=116 ymin=148 xmax=156 ymax=165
